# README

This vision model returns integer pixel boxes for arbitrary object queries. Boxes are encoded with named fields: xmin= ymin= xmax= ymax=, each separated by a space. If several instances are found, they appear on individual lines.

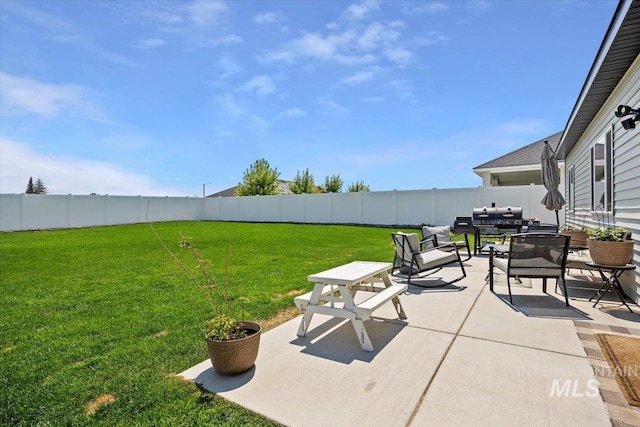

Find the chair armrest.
xmin=419 ymin=241 xmax=461 ymax=254
xmin=419 ymin=235 xmax=437 ymax=250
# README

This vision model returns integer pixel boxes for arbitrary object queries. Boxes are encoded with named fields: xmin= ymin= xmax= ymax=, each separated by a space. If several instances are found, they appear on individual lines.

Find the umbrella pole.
xmin=555 ymin=210 xmax=559 ymax=226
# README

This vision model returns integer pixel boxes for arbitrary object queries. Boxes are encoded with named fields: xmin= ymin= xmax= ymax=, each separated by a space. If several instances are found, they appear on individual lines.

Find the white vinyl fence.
xmin=0 ymin=185 xmax=558 ymax=232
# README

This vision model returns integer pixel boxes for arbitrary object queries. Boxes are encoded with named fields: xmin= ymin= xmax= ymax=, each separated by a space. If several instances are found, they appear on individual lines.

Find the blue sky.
xmin=0 ymin=0 xmax=618 ymax=196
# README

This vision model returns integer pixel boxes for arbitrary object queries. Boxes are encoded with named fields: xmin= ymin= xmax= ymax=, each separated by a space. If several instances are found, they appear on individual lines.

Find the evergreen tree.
xmin=235 ymin=159 xmax=281 ymax=196
xmin=289 ymin=168 xmax=318 ymax=194
xmin=26 ymin=177 xmax=35 ymax=194
xmin=347 ymin=180 xmax=370 ymax=192
xmin=322 ymin=174 xmax=343 ymax=193
xmin=34 ymin=178 xmax=48 ymax=194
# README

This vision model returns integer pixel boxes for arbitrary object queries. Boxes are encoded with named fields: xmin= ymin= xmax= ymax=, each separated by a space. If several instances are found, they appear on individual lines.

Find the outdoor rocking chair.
xmin=488 ymin=233 xmax=571 ymax=306
xmin=391 ymin=232 xmax=467 ymax=287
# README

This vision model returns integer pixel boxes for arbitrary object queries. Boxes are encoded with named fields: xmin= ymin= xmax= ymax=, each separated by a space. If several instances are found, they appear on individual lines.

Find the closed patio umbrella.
xmin=541 ymin=140 xmax=565 ymax=225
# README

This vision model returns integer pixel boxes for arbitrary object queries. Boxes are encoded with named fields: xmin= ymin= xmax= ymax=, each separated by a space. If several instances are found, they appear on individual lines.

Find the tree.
xmin=26 ymin=177 xmax=35 ymax=194
xmin=289 ymin=168 xmax=318 ymax=194
xmin=235 ymin=159 xmax=281 ymax=196
xmin=34 ymin=178 xmax=48 ymax=194
xmin=322 ymin=174 xmax=343 ymax=193
xmin=348 ymin=180 xmax=370 ymax=192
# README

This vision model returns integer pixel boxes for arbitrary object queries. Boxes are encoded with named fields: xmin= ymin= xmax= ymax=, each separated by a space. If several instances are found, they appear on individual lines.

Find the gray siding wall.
xmin=564 ymin=53 xmax=640 ymax=301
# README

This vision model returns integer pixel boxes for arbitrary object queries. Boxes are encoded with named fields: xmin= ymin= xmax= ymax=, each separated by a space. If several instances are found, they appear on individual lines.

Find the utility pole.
xmin=202 ymin=182 xmax=211 ymax=198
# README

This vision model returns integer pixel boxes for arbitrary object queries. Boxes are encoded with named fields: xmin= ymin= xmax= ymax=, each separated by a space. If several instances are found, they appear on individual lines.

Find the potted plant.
xmin=587 ymin=226 xmax=634 ymax=266
xmin=560 ymin=225 xmax=589 ymax=248
xmin=560 ymin=209 xmax=589 ymax=247
xmin=152 ymin=226 xmax=261 ymax=376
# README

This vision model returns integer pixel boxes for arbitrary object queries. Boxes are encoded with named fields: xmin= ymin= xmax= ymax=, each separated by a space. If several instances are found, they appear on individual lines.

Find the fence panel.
xmin=278 ymin=195 xmax=304 ymax=223
xmin=23 ymin=195 xmax=70 ymax=230
xmin=0 ymin=194 xmax=23 ymax=231
xmin=108 ymin=196 xmax=143 ymax=224
xmin=303 ymin=194 xmax=332 ymax=223
xmin=361 ymin=192 xmax=396 ymax=225
xmin=257 ymin=196 xmax=280 ymax=222
xmin=331 ymin=193 xmax=361 ymax=223
xmin=70 ymin=195 xmax=107 ymax=227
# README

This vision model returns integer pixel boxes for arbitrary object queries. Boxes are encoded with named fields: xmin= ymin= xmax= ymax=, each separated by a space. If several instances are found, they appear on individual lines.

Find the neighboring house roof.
xmin=557 ymin=0 xmax=640 ymax=159
xmin=474 ymin=131 xmax=563 ymax=170
xmin=207 ymin=187 xmax=237 ymax=197
xmin=206 ymin=180 xmax=292 ymax=197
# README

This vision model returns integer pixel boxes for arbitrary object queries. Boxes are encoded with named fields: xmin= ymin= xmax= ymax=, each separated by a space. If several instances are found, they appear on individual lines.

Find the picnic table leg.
xmin=381 ymin=270 xmax=407 ymax=319
xmin=351 ymin=319 xmax=374 ymax=352
xmin=297 ymin=311 xmax=314 ymax=337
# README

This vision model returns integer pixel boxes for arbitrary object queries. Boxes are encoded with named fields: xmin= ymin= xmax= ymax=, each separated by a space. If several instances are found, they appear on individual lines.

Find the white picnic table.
xmin=294 ymin=261 xmax=407 ymax=352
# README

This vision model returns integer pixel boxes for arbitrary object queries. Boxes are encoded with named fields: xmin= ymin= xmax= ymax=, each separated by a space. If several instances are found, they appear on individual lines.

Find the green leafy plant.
xmin=587 ymin=226 xmax=630 ymax=242
xmin=560 ymin=224 xmax=587 ymax=232
xmin=151 ymin=224 xmax=249 ymax=341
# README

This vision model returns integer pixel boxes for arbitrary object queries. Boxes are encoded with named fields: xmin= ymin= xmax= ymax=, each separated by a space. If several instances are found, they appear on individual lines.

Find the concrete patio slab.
xmin=181 ymin=311 xmax=455 ymax=427
xmin=179 ymin=255 xmax=640 ymax=427
xmin=412 ymin=335 xmax=611 ymax=427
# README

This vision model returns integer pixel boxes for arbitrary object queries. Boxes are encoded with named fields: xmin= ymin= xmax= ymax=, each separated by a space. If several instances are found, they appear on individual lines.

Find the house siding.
xmin=564 ymin=53 xmax=640 ymax=301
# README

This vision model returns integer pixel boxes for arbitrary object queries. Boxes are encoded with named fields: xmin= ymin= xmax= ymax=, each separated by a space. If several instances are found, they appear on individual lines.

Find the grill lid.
xmin=472 ymin=206 xmax=522 ymax=225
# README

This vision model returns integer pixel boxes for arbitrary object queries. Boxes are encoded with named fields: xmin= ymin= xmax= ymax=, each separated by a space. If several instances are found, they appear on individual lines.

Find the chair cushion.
xmin=416 ymin=248 xmax=458 ymax=270
xmin=393 ymin=232 xmax=421 ymax=265
xmin=494 ymin=256 xmax=562 ymax=277
xmin=422 ymin=225 xmax=451 ymax=244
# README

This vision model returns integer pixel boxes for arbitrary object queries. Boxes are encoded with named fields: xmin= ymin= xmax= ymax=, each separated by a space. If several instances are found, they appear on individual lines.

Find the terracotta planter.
xmin=561 ymin=230 xmax=589 ymax=248
xmin=587 ymin=239 xmax=634 ymax=267
xmin=206 ymin=321 xmax=262 ymax=375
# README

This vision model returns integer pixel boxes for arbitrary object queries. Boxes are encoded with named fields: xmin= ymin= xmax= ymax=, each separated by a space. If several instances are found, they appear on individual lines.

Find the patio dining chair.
xmin=391 ymin=232 xmax=467 ymax=287
xmin=421 ymin=225 xmax=472 ymax=261
xmin=488 ymin=233 xmax=571 ymax=306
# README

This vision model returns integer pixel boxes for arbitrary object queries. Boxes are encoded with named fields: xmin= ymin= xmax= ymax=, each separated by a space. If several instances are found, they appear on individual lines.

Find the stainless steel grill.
xmin=472 ymin=206 xmax=523 ymax=227
xmin=471 ymin=206 xmax=524 ymax=255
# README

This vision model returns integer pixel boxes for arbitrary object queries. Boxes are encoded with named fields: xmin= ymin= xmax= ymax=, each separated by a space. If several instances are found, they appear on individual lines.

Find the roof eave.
xmin=556 ymin=0 xmax=638 ymax=160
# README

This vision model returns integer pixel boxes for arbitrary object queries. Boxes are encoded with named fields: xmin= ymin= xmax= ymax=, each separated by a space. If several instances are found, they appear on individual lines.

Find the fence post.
xmin=21 ymin=193 xmax=25 ymax=230
xmin=67 ymin=194 xmax=72 ymax=228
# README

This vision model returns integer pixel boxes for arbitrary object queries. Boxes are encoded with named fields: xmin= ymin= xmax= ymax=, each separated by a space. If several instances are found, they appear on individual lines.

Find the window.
xmin=568 ymin=165 xmax=575 ymax=211
xmin=591 ymin=131 xmax=612 ymax=211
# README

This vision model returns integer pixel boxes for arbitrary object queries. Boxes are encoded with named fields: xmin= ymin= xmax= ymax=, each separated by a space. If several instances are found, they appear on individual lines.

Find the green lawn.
xmin=0 ymin=221 xmax=412 ymax=426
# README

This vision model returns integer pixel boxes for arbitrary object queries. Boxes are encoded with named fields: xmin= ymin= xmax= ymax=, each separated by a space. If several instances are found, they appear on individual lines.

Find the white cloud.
xmin=0 ymin=138 xmax=187 ymax=196
xmin=383 ymin=46 xmax=414 ymax=66
xmin=262 ymin=20 xmax=415 ymax=68
xmin=254 ymin=11 xmax=288 ymax=32
xmin=213 ymin=93 xmax=245 ymax=117
xmin=342 ymin=0 xmax=382 ymax=21
xmin=340 ymin=70 xmax=375 ymax=85
xmin=238 ymin=76 xmax=276 ymax=97
xmin=206 ymin=34 xmax=242 ymax=46
xmin=217 ymin=54 xmax=242 ymax=79
xmin=321 ymin=98 xmax=349 ymax=116
xmin=358 ymin=22 xmax=400 ymax=50
xmin=184 ymin=0 xmax=228 ymax=27
xmin=388 ymin=79 xmax=413 ymax=99
xmin=277 ymin=108 xmax=307 ymax=119
xmin=407 ymin=2 xmax=449 ymax=14
xmin=135 ymin=38 xmax=167 ymax=49
xmin=0 ymin=72 xmax=102 ymax=119
xmin=413 ymin=32 xmax=449 ymax=47
xmin=249 ymin=114 xmax=270 ymax=130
